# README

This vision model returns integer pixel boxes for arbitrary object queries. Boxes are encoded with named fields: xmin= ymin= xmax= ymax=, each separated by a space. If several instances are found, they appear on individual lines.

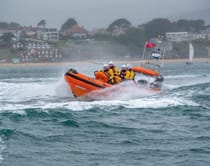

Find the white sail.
xmin=189 ymin=42 xmax=194 ymax=63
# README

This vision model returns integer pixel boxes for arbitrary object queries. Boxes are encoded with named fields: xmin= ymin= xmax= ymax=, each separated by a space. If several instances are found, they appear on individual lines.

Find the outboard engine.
xmin=150 ymin=75 xmax=164 ymax=90
xmin=137 ymin=79 xmax=149 ymax=87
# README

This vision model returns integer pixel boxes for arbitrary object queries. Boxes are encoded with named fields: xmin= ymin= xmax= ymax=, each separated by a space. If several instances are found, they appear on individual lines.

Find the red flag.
xmin=145 ymin=42 xmax=156 ymax=48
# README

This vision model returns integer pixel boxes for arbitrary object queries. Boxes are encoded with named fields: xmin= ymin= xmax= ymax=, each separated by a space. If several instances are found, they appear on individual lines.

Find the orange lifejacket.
xmin=94 ymin=71 xmax=109 ymax=83
xmin=114 ymin=76 xmax=121 ymax=84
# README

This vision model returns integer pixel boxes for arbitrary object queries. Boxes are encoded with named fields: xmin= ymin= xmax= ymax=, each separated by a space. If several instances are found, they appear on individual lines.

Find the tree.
xmin=9 ymin=22 xmax=20 ymax=29
xmin=0 ymin=32 xmax=15 ymax=46
xmin=93 ymin=32 xmax=112 ymax=41
xmin=173 ymin=19 xmax=205 ymax=32
xmin=37 ymin=19 xmax=46 ymax=29
xmin=143 ymin=18 xmax=173 ymax=39
xmin=0 ymin=22 xmax=8 ymax=29
xmin=0 ymin=22 xmax=20 ymax=29
xmin=192 ymin=19 xmax=205 ymax=32
xmin=61 ymin=18 xmax=77 ymax=31
xmin=115 ymin=27 xmax=146 ymax=54
xmin=107 ymin=18 xmax=131 ymax=32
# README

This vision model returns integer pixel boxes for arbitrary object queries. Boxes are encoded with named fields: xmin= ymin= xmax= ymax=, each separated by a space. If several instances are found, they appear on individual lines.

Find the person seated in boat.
xmin=126 ymin=64 xmax=135 ymax=81
xmin=120 ymin=64 xmax=130 ymax=81
xmin=108 ymin=61 xmax=121 ymax=84
xmin=102 ymin=63 xmax=116 ymax=84
xmin=108 ymin=61 xmax=120 ymax=76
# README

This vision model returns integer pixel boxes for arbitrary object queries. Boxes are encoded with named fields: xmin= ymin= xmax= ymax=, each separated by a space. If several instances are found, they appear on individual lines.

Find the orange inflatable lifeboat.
xmin=64 ymin=69 xmax=112 ymax=98
xmin=65 ymin=67 xmax=163 ymax=100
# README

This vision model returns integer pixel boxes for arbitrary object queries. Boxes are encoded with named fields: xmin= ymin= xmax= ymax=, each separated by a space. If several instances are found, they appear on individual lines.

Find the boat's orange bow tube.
xmin=64 ymin=69 xmax=112 ymax=97
xmin=132 ymin=66 xmax=159 ymax=77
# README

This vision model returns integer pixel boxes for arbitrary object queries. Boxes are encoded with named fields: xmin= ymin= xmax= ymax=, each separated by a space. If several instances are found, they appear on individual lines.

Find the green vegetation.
xmin=60 ymin=18 xmax=77 ymax=31
xmin=142 ymin=18 xmax=206 ymax=39
xmin=0 ymin=48 xmax=17 ymax=61
xmin=39 ymin=18 xmax=210 ymax=59
xmin=56 ymin=40 xmax=67 ymax=47
xmin=0 ymin=22 xmax=20 ymax=29
xmin=113 ymin=27 xmax=146 ymax=54
xmin=104 ymin=18 xmax=208 ymax=49
xmin=107 ymin=18 xmax=131 ymax=32
xmin=0 ymin=32 xmax=15 ymax=46
xmin=91 ymin=18 xmax=209 ymax=58
xmin=37 ymin=19 xmax=46 ymax=29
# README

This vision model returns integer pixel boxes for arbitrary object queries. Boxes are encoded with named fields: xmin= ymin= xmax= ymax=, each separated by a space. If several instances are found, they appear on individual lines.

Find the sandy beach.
xmin=0 ymin=58 xmax=209 ymax=67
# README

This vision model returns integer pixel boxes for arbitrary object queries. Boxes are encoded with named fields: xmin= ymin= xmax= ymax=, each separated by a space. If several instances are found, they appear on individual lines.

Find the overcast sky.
xmin=0 ymin=0 xmax=210 ymax=30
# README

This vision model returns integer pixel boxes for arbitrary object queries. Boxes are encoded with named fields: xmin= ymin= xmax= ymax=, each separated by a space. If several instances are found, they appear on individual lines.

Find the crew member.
xmin=103 ymin=63 xmax=115 ymax=84
xmin=120 ymin=64 xmax=130 ymax=81
xmin=108 ymin=61 xmax=121 ymax=84
xmin=108 ymin=61 xmax=120 ymax=76
xmin=127 ymin=64 xmax=135 ymax=80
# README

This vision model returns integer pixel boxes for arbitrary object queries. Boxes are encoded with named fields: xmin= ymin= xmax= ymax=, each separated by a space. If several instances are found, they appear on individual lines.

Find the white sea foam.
xmin=86 ymin=81 xmax=158 ymax=100
xmin=0 ymin=95 xmax=199 ymax=113
xmin=0 ymin=77 xmax=71 ymax=103
xmin=165 ymin=74 xmax=199 ymax=79
xmin=54 ymin=96 xmax=198 ymax=111
xmin=0 ymin=73 xmax=201 ymax=113
xmin=1 ymin=77 xmax=57 ymax=83
xmin=54 ymin=78 xmax=73 ymax=97
xmin=164 ymin=73 xmax=210 ymax=90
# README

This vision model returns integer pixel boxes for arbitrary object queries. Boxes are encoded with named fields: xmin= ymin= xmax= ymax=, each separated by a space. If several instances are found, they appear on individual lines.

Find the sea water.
xmin=0 ymin=62 xmax=210 ymax=166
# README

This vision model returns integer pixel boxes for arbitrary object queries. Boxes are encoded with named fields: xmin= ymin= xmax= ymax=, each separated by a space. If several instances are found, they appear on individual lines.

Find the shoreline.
xmin=0 ymin=58 xmax=209 ymax=67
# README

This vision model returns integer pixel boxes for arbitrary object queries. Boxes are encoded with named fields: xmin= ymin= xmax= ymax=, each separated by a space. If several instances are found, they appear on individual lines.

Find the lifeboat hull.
xmin=64 ymin=69 xmax=112 ymax=98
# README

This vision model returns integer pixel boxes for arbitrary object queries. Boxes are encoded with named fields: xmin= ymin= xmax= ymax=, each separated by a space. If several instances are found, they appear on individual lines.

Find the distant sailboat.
xmin=186 ymin=42 xmax=194 ymax=64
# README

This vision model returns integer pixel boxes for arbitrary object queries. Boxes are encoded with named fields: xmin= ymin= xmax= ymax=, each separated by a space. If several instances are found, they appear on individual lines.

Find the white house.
xmin=166 ymin=31 xmax=208 ymax=42
xmin=165 ymin=32 xmax=190 ymax=42
xmin=37 ymin=28 xmax=59 ymax=41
